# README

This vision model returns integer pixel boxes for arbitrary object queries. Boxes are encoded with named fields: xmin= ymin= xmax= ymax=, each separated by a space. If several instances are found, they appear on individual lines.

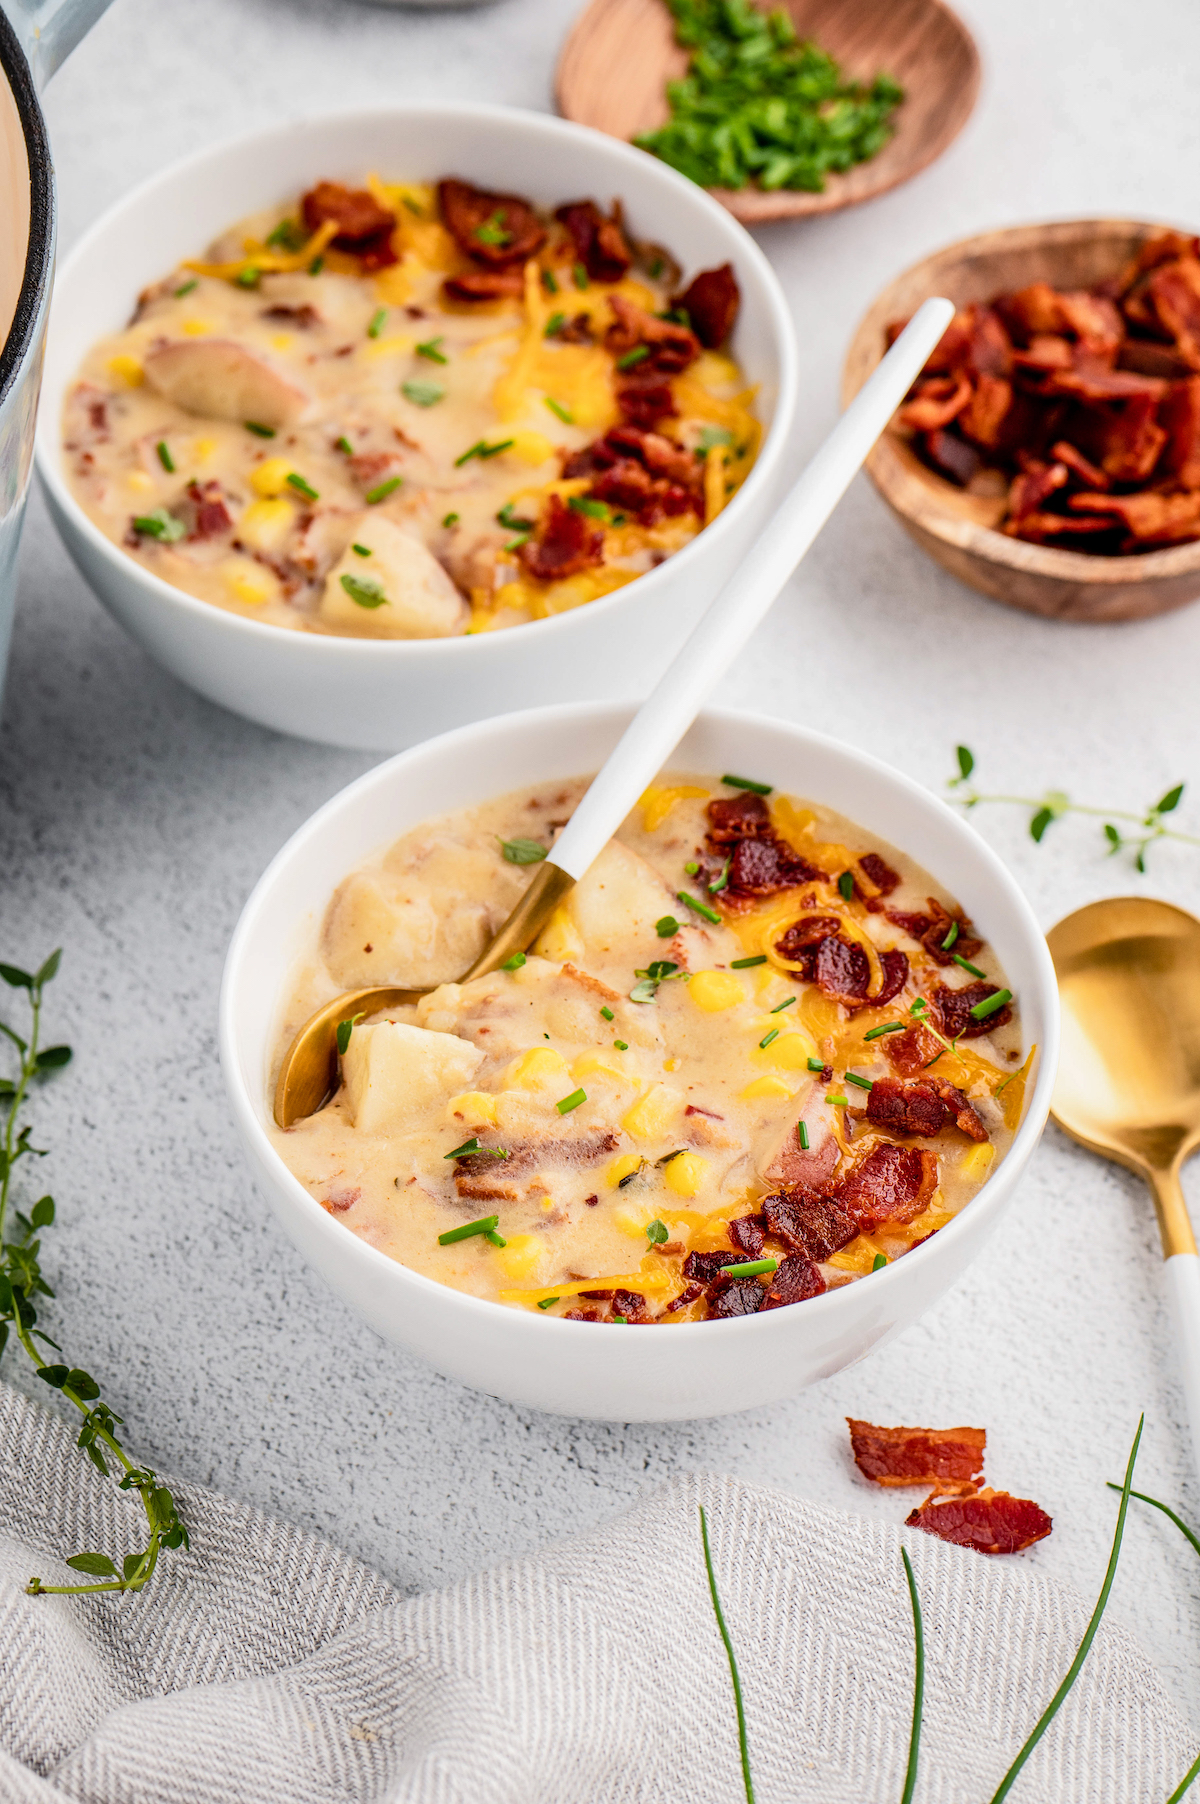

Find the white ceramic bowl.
xmin=35 ymin=104 xmax=796 ymax=751
xmin=220 ymin=702 xmax=1059 ymax=1421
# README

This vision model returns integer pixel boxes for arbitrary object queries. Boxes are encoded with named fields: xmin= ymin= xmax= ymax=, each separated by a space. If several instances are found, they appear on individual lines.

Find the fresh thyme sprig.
xmin=0 ymin=953 xmax=188 ymax=1596
xmin=949 ymin=746 xmax=1200 ymax=872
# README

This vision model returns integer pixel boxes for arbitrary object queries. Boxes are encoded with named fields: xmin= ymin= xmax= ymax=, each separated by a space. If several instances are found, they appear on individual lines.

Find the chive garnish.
xmin=573 ymin=262 xmax=589 ymax=290
xmin=677 ymin=890 xmax=722 ymax=925
xmin=131 ymin=508 xmax=185 ymax=543
xmin=720 ymin=1258 xmax=777 ymax=1278
xmin=900 ymin=1548 xmax=924 ymax=1804
xmin=616 ymin=346 xmax=651 ymax=371
xmin=543 ymin=312 xmax=566 ymax=338
xmin=456 ymin=439 xmax=514 ymax=466
xmin=308 ymin=255 xmax=324 ymax=276
xmin=367 ymin=306 xmax=387 ymax=339
xmin=797 ymin=1120 xmax=809 ymax=1150
xmin=613 ymin=1315 xmax=629 ymax=1324
xmin=366 ymin=476 xmax=402 ymax=503
xmin=807 ymin=1057 xmax=825 ymax=1073
xmin=335 ymin=1011 xmax=365 ymax=1055
xmin=486 ymin=1230 xmax=507 ymax=1246
xmin=503 ymin=535 xmax=529 ymax=553
xmin=826 ymin=1092 xmax=849 ymax=1107
xmin=646 ymin=1218 xmax=669 ymax=1244
xmin=403 ymin=196 xmax=423 ymax=216
xmin=953 ymin=953 xmax=987 ymax=979
xmin=722 ymin=774 xmax=772 ymax=795
xmin=501 ymin=952 xmax=527 ymax=971
xmin=708 ymin=855 xmax=731 ymax=895
xmin=600 ymin=1005 xmax=614 ymax=1021
xmin=439 ymin=1213 xmax=500 ymax=1244
xmin=970 ymin=988 xmax=1012 ymax=1020
xmin=864 ymin=1021 xmax=906 ymax=1040
xmin=351 ymin=542 xmax=371 ymax=557
xmin=266 ymin=218 xmax=304 ymax=251
xmin=699 ymin=1507 xmax=755 ymax=1804
xmin=844 ymin=1072 xmax=873 ymax=1091
xmin=499 ymin=837 xmax=547 ymax=865
xmin=236 ymin=266 xmax=260 ymax=289
xmin=613 ymin=1038 xmax=629 ymax=1050
xmin=416 ymin=336 xmax=448 ymax=363
xmin=770 ymin=996 xmax=796 ymax=1014
xmin=497 ymin=503 xmax=535 ymax=530
xmin=286 ymin=472 xmax=318 ymax=501
xmin=444 ymin=1138 xmax=481 ymax=1160
xmin=245 ymin=421 xmax=276 ymax=439
xmin=873 ymin=1252 xmax=889 ymax=1273
xmin=731 ymin=954 xmax=767 ymax=969
xmin=340 ymin=574 xmax=388 ymax=609
xmin=474 ymin=210 xmax=513 ymax=247
xmin=545 ymin=397 xmax=574 ymax=423
xmin=155 ymin=440 xmax=174 ymax=473
xmin=537 ymin=1296 xmax=559 ymax=1309
xmin=941 ymin=920 xmax=959 ymax=950
xmin=542 ymin=269 xmax=559 ymax=294
xmin=402 ymin=379 xmax=444 ymax=408
xmin=656 ymin=916 xmax=680 ymax=938
xmin=557 ymin=1088 xmax=587 ymax=1115
xmin=569 ymin=496 xmax=611 ymax=519
xmin=173 ymin=278 xmax=198 ymax=298
xmin=838 ymin=870 xmax=854 ymax=901
xmin=684 ymin=861 xmax=700 ymax=876
xmin=442 ymin=512 xmax=460 ymax=528
xmin=759 ymin=1029 xmax=779 ymax=1049
xmin=336 ymin=435 xmax=354 ymax=454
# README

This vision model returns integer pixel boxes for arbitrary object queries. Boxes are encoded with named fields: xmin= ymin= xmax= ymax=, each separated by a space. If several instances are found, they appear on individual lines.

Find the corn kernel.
xmin=126 ymin=470 xmax=154 ymax=494
xmin=571 ymin=1051 xmax=633 ymax=1086
xmin=191 ymin=436 xmax=218 ymax=465
xmin=271 ymin=333 xmax=293 ymax=352
xmin=533 ymin=906 xmax=584 ymax=962
xmin=508 ymin=430 xmax=555 ymax=465
xmin=663 ymin=1057 xmax=680 ymax=1072
xmin=606 ymin=1153 xmax=644 ymax=1189
xmin=740 ymin=1074 xmax=794 ymax=1101
xmin=446 ymin=1090 xmax=498 ymax=1126
xmin=959 ymin=1142 xmax=995 ymax=1182
xmin=493 ymin=1234 xmax=544 ymax=1280
xmin=621 ymin=1084 xmax=682 ymax=1142
xmin=250 ymin=457 xmax=295 ymax=498
xmin=762 ymin=1028 xmax=820 ymax=1070
xmin=237 ymin=497 xmax=294 ymax=555
xmin=689 ymin=969 xmax=744 ymax=1012
xmin=108 ymin=353 xmax=143 ymax=386
xmin=503 ymin=1047 xmax=569 ymax=1092
xmin=221 ymin=560 xmax=275 ymax=607
xmin=181 ymin=318 xmax=212 ymax=335
xmin=663 ymin=1151 xmax=707 ymax=1198
xmin=614 ymin=1201 xmax=652 ymax=1237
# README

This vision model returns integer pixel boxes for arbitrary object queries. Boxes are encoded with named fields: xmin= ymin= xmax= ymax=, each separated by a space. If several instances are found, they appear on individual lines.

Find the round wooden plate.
xmin=556 ymin=0 xmax=981 ymax=225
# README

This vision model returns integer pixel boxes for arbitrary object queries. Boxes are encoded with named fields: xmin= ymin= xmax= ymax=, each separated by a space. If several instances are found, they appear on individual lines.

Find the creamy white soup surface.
xmin=269 ymin=773 xmax=1031 ymax=1325
xmin=63 ymin=177 xmax=758 ymax=638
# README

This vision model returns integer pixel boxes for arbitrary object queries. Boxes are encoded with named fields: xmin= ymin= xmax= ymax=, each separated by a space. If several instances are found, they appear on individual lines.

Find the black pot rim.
xmin=0 ymin=10 xmax=52 ymax=413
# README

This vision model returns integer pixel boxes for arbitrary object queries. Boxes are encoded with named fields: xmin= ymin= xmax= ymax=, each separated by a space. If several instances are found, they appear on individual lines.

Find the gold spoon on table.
xmin=270 ymin=299 xmax=954 ymax=1128
xmin=1048 ymin=896 xmax=1200 ymax=1464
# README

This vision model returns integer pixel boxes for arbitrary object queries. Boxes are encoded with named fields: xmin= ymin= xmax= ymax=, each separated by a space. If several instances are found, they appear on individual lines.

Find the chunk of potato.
xmin=564 ymin=841 xmax=677 ymax=963
xmin=143 ymin=339 xmax=309 ymax=427
xmin=320 ymin=516 xmax=467 ymax=640
xmin=342 ymin=1021 xmax=484 ymax=1134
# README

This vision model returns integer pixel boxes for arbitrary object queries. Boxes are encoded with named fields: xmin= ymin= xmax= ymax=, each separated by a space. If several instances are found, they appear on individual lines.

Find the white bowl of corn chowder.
xmin=219 ymin=702 xmax=1058 ymax=1420
xmin=35 ymin=104 xmax=795 ymax=751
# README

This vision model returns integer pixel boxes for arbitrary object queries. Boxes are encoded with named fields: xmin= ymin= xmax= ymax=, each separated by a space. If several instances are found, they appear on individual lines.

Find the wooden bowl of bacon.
xmin=842 ymin=220 xmax=1200 ymax=623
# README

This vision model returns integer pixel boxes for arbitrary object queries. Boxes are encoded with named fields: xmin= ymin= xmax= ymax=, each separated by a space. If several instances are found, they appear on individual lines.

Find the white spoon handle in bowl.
xmin=547 ymin=296 xmax=955 ymax=882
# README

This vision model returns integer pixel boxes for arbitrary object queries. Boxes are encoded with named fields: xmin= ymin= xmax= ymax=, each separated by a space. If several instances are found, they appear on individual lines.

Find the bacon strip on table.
xmin=847 ymin=1419 xmax=986 ymax=1489
xmin=906 ymin=1488 xmax=1053 ymax=1554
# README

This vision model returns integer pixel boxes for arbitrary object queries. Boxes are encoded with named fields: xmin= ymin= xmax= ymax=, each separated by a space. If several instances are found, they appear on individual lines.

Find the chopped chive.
xmin=503 ymin=535 xmax=530 ymax=552
xmin=497 ymin=502 xmax=535 ymax=530
xmin=542 ymin=268 xmax=559 ymax=294
xmin=486 ymin=1229 xmax=507 ymax=1247
xmin=613 ymin=1039 xmax=629 ymax=1050
xmin=708 ymin=855 xmax=731 ymax=895
xmin=340 ymin=573 xmax=388 ymax=609
xmin=236 ymin=266 xmax=260 ymax=288
xmin=600 ymin=1005 xmax=614 ymax=1021
xmin=720 ymin=1258 xmax=777 ymax=1278
xmin=721 ymin=774 xmax=772 ymax=796
xmin=759 ymin=1028 xmax=779 ymax=1049
xmin=864 ymin=1021 xmax=906 ymax=1040
xmin=245 ymin=420 xmax=276 ymax=438
xmin=569 ymin=496 xmax=611 ymax=519
xmin=648 ymin=255 xmax=664 ymax=278
xmin=573 ymin=262 xmax=589 ymax=290
xmin=656 ymin=915 xmax=680 ymax=938
xmin=402 ymin=379 xmax=445 ymax=408
xmin=826 ymin=1093 xmax=849 ymax=1107
xmin=646 ymin=1218 xmax=669 ymax=1244
xmin=807 ymin=1057 xmax=825 ymax=1073
xmin=613 ymin=1314 xmax=628 ymax=1324
xmin=699 ymin=1506 xmax=755 ymax=1804
xmin=474 ymin=210 xmax=513 ymax=248
xmin=437 ymin=1213 xmax=499 ymax=1244
xmin=873 ymin=1252 xmax=889 ymax=1273
xmin=444 ymin=1138 xmax=481 ymax=1159
xmin=499 ymin=837 xmax=547 ymax=865
xmin=132 ymin=508 xmax=185 ymax=543
xmin=557 ymin=1087 xmax=587 ymax=1115
xmin=543 ymin=311 xmax=566 ymax=337
xmin=970 ymin=988 xmax=1013 ymax=1020
xmin=351 ymin=542 xmax=371 ymax=557
xmin=155 ymin=440 xmax=174 ymax=473
xmin=684 ymin=861 xmax=700 ymax=876
xmin=677 ymin=890 xmax=721 ymax=925
xmin=770 ymin=996 xmax=796 ymax=1014
xmin=308 ymin=254 xmax=324 ymax=276
xmin=367 ymin=306 xmax=387 ymax=339
xmin=616 ymin=345 xmax=651 ymax=371
xmin=900 ymin=1548 xmax=924 ymax=1804
xmin=442 ymin=512 xmax=460 ymax=528
xmin=501 ymin=952 xmax=527 ymax=971
xmin=731 ymin=954 xmax=767 ymax=969
xmin=416 ymin=336 xmax=448 ymax=363
xmin=336 ymin=435 xmax=353 ymax=454
xmin=797 ymin=1120 xmax=809 ymax=1150
xmin=545 ymin=397 xmax=573 ymax=423
xmin=366 ymin=476 xmax=402 ymax=504
xmin=537 ymin=1296 xmax=559 ymax=1309
xmin=173 ymin=278 xmax=198 ymax=298
xmin=456 ymin=438 xmax=514 ymax=466
xmin=287 ymin=472 xmax=319 ymax=501
xmin=403 ymin=196 xmax=423 ymax=216
xmin=941 ymin=920 xmax=959 ymax=950
xmin=844 ymin=1072 xmax=873 ymax=1091
xmin=953 ymin=953 xmax=987 ymax=979
xmin=838 ymin=870 xmax=854 ymax=901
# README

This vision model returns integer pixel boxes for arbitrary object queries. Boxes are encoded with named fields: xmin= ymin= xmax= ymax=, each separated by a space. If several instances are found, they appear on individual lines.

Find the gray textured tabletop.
xmin=5 ymin=0 xmax=1200 ymax=1736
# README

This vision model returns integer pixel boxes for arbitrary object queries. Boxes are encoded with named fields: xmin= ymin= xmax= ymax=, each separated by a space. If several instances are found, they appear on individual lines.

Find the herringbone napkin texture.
xmin=0 ymin=1382 xmax=1193 ymax=1803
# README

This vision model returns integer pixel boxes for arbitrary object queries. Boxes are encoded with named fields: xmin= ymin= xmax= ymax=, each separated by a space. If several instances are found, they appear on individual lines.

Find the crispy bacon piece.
xmin=437 ymin=178 xmax=546 ymax=267
xmin=519 ymin=494 xmax=605 ymax=583
xmin=921 ymin=428 xmax=981 ymax=486
xmin=996 ymin=282 xmax=1067 ymax=341
xmin=707 ymin=791 xmax=773 ymax=843
xmin=262 ymin=303 xmax=320 ymax=328
xmin=1008 ymin=459 xmax=1068 ymax=522
xmin=302 ymin=182 xmax=397 ymax=269
xmin=1159 ymin=377 xmax=1200 ymax=488
xmin=682 ymin=1249 xmax=739 ymax=1285
xmin=672 ymin=263 xmax=740 ymax=349
xmin=775 ymin=915 xmax=842 ymax=958
xmin=958 ymin=375 xmax=1014 ymax=449
xmin=886 ymin=900 xmax=982 ymax=967
xmin=1147 ymin=257 xmax=1200 ymax=370
xmin=865 ymin=1076 xmax=987 ymax=1142
xmin=847 ymin=1419 xmax=986 ymax=1489
xmin=836 ymin=1143 xmax=938 ymax=1232
xmin=725 ymin=837 xmax=820 ymax=901
xmin=858 ymin=852 xmax=901 ymax=899
xmin=443 ymin=270 xmax=525 ymax=304
xmin=899 ymin=374 xmax=972 ymax=433
xmin=761 ymin=1255 xmax=825 ymax=1309
xmin=883 ymin=1024 xmax=944 ymax=1076
xmin=709 ymin=1277 xmax=765 ymax=1318
xmin=762 ymin=1189 xmax=858 ymax=1262
xmin=906 ymin=1487 xmax=1052 ymax=1554
xmin=555 ymin=200 xmax=631 ymax=284
xmin=930 ymin=980 xmax=1012 ymax=1040
xmin=1071 ymin=487 xmax=1200 ymax=545
xmin=563 ymin=424 xmax=703 ymax=524
xmin=455 ymin=1131 xmax=618 ymax=1201
xmin=1002 ymin=510 xmax=1120 ymax=545
xmin=606 ymin=293 xmax=700 ymax=374
xmin=1050 ymin=439 xmax=1109 ymax=488
xmin=729 ymin=1214 xmax=766 ymax=1258
xmin=182 ymin=480 xmax=232 ymax=541
xmin=616 ymin=374 xmax=678 ymax=429
xmin=812 ymin=936 xmax=871 ymax=1005
xmin=612 ymin=1287 xmax=653 ymax=1323
xmin=1011 ymin=333 xmax=1076 ymax=374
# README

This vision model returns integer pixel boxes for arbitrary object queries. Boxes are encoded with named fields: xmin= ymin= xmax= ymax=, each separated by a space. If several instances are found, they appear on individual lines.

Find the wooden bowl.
xmin=555 ymin=0 xmax=980 ymax=226
xmin=842 ymin=219 xmax=1200 ymax=624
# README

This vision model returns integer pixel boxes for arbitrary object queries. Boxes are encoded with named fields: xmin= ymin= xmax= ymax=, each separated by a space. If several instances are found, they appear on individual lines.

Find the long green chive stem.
xmin=721 ymin=1258 xmax=776 ymax=1278
xmin=770 ymin=996 xmax=796 ymax=1014
xmin=900 ymin=1548 xmax=924 ymax=1804
xmin=438 ymin=1214 xmax=499 ymax=1245
xmin=537 ymin=1296 xmax=559 ymax=1310
xmin=677 ymin=891 xmax=722 ymax=925
xmin=721 ymin=774 xmax=772 ymax=795
xmin=545 ymin=397 xmax=573 ymax=422
xmin=1105 ymin=1483 xmax=1200 ymax=1560
xmin=988 ymin=1417 xmax=1144 ymax=1804
xmin=245 ymin=421 xmax=275 ymax=438
xmin=844 ymin=1072 xmax=873 ymax=1091
xmin=731 ymin=955 xmax=767 ymax=969
xmin=699 ymin=1506 xmax=755 ymax=1804
xmin=865 ymin=1021 xmax=906 ymax=1040
xmin=953 ymin=953 xmax=987 ymax=979
xmin=542 ymin=268 xmax=559 ymax=294
xmin=1167 ymin=1750 xmax=1200 ymax=1804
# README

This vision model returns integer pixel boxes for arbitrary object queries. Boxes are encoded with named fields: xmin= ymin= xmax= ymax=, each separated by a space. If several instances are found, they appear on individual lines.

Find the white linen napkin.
xmin=0 ymin=1381 xmax=1193 ymax=1803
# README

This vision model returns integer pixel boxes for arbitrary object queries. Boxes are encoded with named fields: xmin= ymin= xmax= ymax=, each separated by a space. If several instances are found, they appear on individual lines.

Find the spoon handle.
xmin=546 ymin=296 xmax=954 ymax=882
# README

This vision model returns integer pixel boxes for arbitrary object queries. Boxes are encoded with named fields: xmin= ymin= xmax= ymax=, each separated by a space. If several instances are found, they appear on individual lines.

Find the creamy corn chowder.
xmin=270 ymin=772 xmax=1030 ymax=1324
xmin=64 ymin=177 xmax=758 ymax=638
